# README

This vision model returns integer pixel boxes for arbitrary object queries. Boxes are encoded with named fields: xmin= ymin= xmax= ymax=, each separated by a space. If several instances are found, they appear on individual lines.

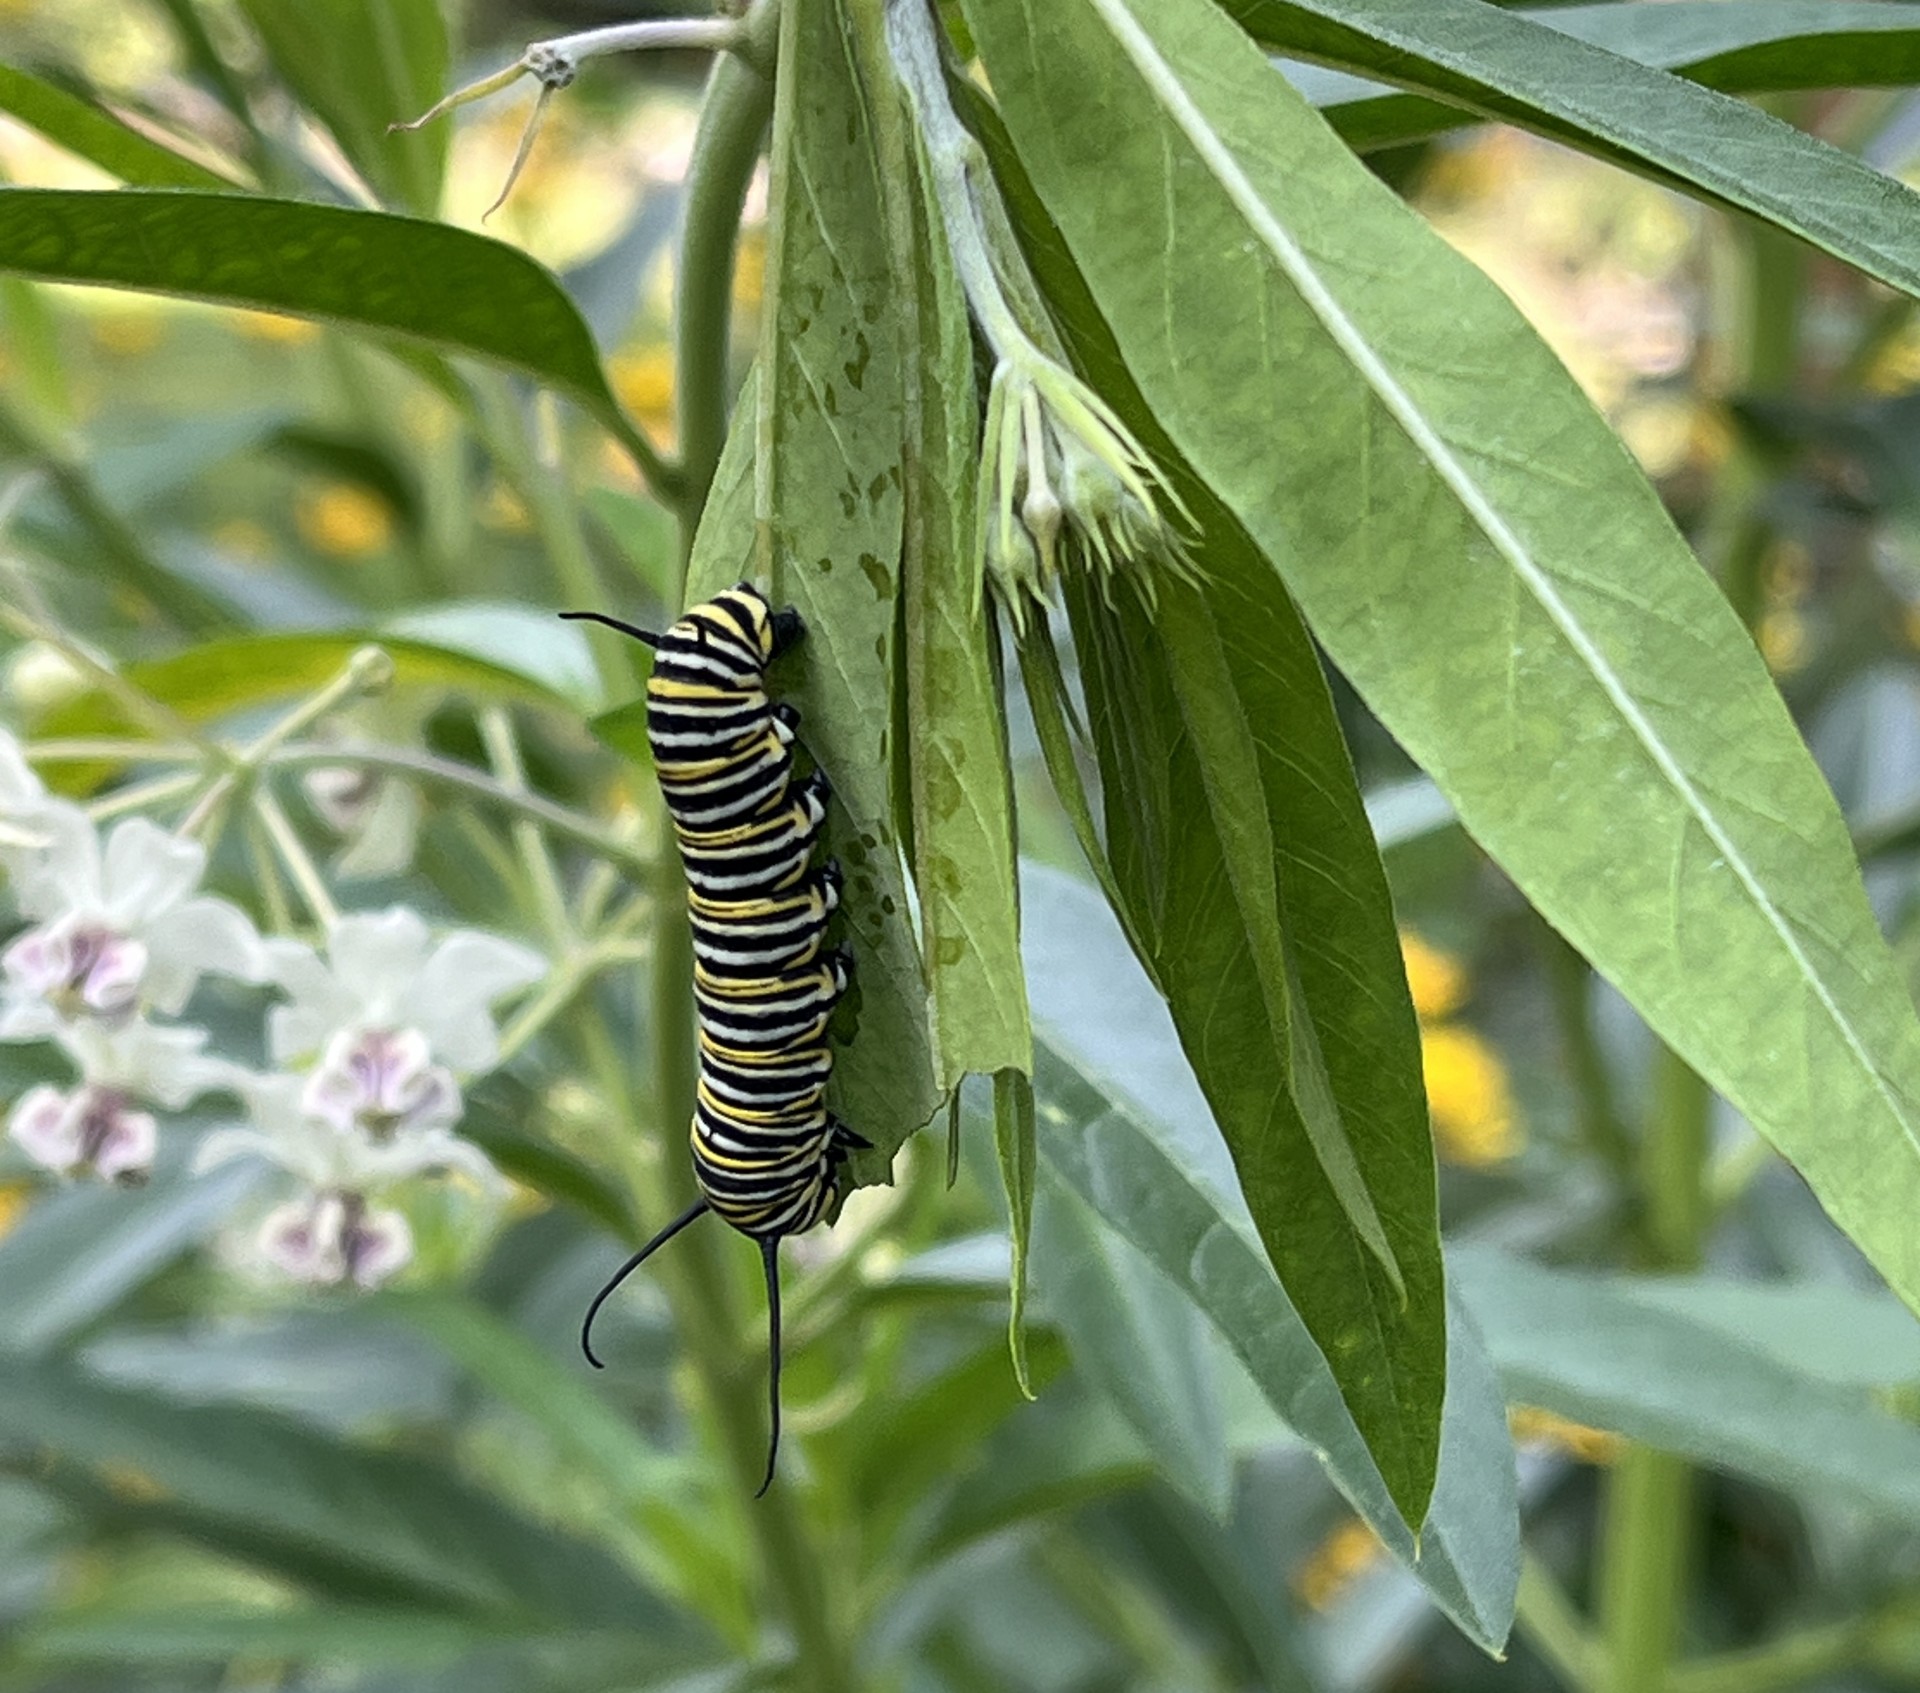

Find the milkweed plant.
xmin=4 ymin=0 xmax=1920 ymax=1690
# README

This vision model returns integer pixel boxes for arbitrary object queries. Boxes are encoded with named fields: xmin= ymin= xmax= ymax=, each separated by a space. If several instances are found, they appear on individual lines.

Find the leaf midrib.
xmin=1082 ymin=0 xmax=1911 ymax=1147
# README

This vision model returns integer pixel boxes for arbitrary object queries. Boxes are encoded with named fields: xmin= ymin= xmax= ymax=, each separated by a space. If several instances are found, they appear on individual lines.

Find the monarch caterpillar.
xmin=561 ymin=583 xmax=865 ymax=1494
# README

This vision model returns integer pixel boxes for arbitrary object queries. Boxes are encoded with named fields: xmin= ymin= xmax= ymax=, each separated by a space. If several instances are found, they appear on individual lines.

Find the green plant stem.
xmin=265 ymin=742 xmax=658 ymax=881
xmin=636 ymin=4 xmax=856 ymax=1684
xmin=1537 ymin=919 xmax=1633 ymax=1183
xmin=1666 ymin=1619 xmax=1870 ymax=1693
xmin=1517 ymin=1552 xmax=1606 ymax=1693
xmin=1595 ymin=1050 xmax=1711 ymax=1693
xmin=676 ymin=0 xmax=780 ymax=534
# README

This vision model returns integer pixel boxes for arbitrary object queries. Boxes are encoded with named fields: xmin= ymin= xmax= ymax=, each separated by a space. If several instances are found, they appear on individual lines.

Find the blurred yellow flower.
xmin=1511 ymin=1405 xmax=1623 ymax=1465
xmin=1401 ymin=930 xmax=1521 ymax=1166
xmin=611 ymin=344 xmax=676 ymax=441
xmin=0 ymin=1180 xmax=31 ymax=1238
xmin=1422 ymin=1024 xmax=1519 ymax=1168
xmin=296 ymin=484 xmax=393 ymax=559
xmin=734 ymin=226 xmax=766 ymax=314
xmin=231 ymin=308 xmax=319 ymax=347
xmin=1400 ymin=931 xmax=1466 ymax=1022
xmin=1293 ymin=1515 xmax=1384 ymax=1611
xmin=1758 ymin=608 xmax=1808 ymax=677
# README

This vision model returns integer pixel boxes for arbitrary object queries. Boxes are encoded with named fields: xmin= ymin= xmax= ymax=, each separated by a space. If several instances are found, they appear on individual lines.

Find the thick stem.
xmin=642 ymin=4 xmax=856 ymax=1683
xmin=1596 ymin=1047 xmax=1711 ymax=1693
xmin=676 ymin=0 xmax=780 ymax=536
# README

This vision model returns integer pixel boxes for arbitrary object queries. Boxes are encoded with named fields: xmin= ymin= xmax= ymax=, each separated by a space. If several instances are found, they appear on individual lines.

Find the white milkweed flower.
xmin=8 ymin=1017 xmax=238 ymax=1183
xmin=198 ymin=1071 xmax=499 ymax=1290
xmin=0 ymin=814 xmax=267 ymax=1035
xmin=264 ymin=908 xmax=545 ymax=1077
xmin=299 ymin=693 xmax=437 ymax=881
xmin=258 ymin=1191 xmax=414 ymax=1290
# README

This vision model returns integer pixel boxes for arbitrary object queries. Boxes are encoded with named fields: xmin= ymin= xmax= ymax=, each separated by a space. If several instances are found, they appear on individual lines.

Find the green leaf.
xmin=967 ymin=0 xmax=1920 ymax=1327
xmin=237 ymin=0 xmax=449 ymax=214
xmin=0 ymin=191 xmax=646 ymax=457
xmin=0 ymin=1352 xmax=705 ymax=1641
xmin=959 ymin=72 xmax=1445 ymax=1525
xmin=1067 ymin=582 xmax=1442 ymax=1528
xmin=1023 ymin=862 xmax=1519 ymax=1652
xmin=1294 ymin=3 xmax=1920 ymax=151
xmin=0 ymin=1162 xmax=258 ymax=1354
xmin=1220 ymin=0 xmax=1920 ymax=304
xmin=1455 ymin=1248 xmax=1920 ymax=1519
xmin=34 ymin=630 xmax=578 ymax=753
xmin=994 ymin=1067 xmax=1038 ymax=1399
xmin=1033 ymin=1174 xmax=1232 ymax=1517
xmin=901 ymin=106 xmax=1030 ymax=1087
xmin=23 ymin=1605 xmax=523 ymax=1672
xmin=0 ymin=65 xmax=237 ymax=189
xmin=685 ymin=0 xmax=941 ymax=1174
xmin=390 ymin=1295 xmax=688 ymax=1511
xmin=382 ymin=604 xmax=605 ymax=711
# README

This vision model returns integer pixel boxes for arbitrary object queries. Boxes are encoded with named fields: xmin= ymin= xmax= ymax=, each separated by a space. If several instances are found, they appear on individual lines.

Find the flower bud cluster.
xmin=977 ymin=353 xmax=1194 ymax=635
xmin=0 ymin=730 xmax=545 ymax=1291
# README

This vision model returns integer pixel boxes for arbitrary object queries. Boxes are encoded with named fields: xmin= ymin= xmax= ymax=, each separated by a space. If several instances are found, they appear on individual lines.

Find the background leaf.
xmin=1221 ymin=0 xmax=1920 ymax=307
xmin=0 ymin=191 xmax=644 ymax=455
xmin=0 ymin=65 xmax=237 ymax=189
xmin=236 ymin=0 xmax=449 ymax=214
xmin=1292 ymin=2 xmax=1920 ymax=151
xmin=1456 ymin=1247 xmax=1920 ymax=1519
xmin=686 ymin=0 xmax=942 ymax=1173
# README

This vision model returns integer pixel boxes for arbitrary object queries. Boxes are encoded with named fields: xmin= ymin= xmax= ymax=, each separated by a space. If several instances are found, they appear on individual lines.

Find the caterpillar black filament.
xmin=560 ymin=583 xmax=865 ymax=1494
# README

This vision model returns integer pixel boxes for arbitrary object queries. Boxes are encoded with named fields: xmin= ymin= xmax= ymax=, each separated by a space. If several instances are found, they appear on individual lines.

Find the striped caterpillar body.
xmin=561 ymin=584 xmax=864 ymax=1493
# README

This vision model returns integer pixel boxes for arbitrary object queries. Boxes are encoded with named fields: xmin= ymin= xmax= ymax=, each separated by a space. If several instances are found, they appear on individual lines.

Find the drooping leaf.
xmin=900 ymin=107 xmax=1029 ymax=1088
xmin=1293 ymin=2 xmax=1920 ymax=152
xmin=1218 ymin=0 xmax=1920 ymax=305
xmin=995 ymin=1067 xmax=1038 ymax=1398
xmin=682 ymin=0 xmax=940 ymax=1172
xmin=958 ymin=71 xmax=1445 ymax=1527
xmin=0 ymin=191 xmax=649 ymax=459
xmin=966 ymin=0 xmax=1920 ymax=1326
xmin=238 ymin=0 xmax=449 ymax=214
xmin=1022 ymin=863 xmax=1519 ymax=1651
xmin=0 ymin=65 xmax=237 ymax=189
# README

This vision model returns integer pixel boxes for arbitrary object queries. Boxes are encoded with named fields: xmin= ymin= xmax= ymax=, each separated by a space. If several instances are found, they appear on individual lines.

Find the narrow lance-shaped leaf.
xmin=238 ymin=0 xmax=449 ymax=214
xmin=965 ymin=0 xmax=1920 ymax=1319
xmin=1220 ymin=0 xmax=1920 ymax=305
xmin=0 ymin=191 xmax=651 ymax=462
xmin=995 ymin=1067 xmax=1038 ymax=1398
xmin=901 ymin=102 xmax=1031 ymax=1088
xmin=1068 ymin=580 xmax=1442 ymax=1528
xmin=694 ymin=0 xmax=941 ymax=1171
xmin=1021 ymin=863 xmax=1519 ymax=1653
xmin=1294 ymin=2 xmax=1920 ymax=153
xmin=956 ymin=73 xmax=1445 ymax=1524
xmin=0 ymin=65 xmax=238 ymax=189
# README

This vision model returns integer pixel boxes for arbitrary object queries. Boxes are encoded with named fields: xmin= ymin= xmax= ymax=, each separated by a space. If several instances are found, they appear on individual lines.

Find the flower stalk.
xmin=887 ymin=0 xmax=1190 ymax=629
